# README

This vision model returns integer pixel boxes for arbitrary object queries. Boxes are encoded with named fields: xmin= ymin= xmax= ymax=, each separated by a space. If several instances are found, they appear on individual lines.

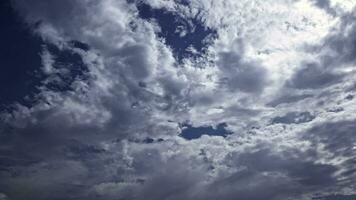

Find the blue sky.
xmin=1 ymin=0 xmax=356 ymax=200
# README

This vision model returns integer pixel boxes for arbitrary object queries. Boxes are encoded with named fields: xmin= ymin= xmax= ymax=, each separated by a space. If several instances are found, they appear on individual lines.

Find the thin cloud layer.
xmin=1 ymin=0 xmax=356 ymax=199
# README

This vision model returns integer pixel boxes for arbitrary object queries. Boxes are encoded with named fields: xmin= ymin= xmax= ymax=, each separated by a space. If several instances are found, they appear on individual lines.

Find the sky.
xmin=1 ymin=0 xmax=356 ymax=199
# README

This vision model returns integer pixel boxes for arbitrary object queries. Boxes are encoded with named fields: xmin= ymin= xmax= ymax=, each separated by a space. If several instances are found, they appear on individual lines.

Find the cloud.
xmin=271 ymin=111 xmax=315 ymax=124
xmin=302 ymin=120 xmax=356 ymax=160
xmin=0 ymin=194 xmax=8 ymax=200
xmin=267 ymin=94 xmax=314 ymax=107
xmin=217 ymin=48 xmax=268 ymax=93
xmin=311 ymin=0 xmax=337 ymax=16
xmin=287 ymin=62 xmax=344 ymax=89
xmin=1 ymin=0 xmax=356 ymax=199
xmin=314 ymin=194 xmax=356 ymax=200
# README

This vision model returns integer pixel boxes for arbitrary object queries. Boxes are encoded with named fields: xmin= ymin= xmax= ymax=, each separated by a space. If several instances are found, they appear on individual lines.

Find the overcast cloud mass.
xmin=1 ymin=0 xmax=356 ymax=199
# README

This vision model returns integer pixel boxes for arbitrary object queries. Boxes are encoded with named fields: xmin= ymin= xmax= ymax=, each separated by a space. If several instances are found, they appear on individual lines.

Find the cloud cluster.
xmin=1 ymin=0 xmax=356 ymax=199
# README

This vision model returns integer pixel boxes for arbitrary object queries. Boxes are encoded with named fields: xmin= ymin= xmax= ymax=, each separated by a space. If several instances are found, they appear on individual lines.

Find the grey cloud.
xmin=311 ymin=0 xmax=336 ymax=16
xmin=89 ymin=148 xmax=209 ymax=200
xmin=12 ymin=0 xmax=133 ymax=45
xmin=322 ymin=11 xmax=356 ymax=65
xmin=0 ymin=1 xmax=184 ymax=198
xmin=0 ymin=139 xmax=137 ymax=200
xmin=314 ymin=194 xmax=356 ymax=200
xmin=0 ymin=160 xmax=90 ymax=200
xmin=271 ymin=111 xmax=315 ymax=124
xmin=0 ymin=121 xmax=352 ymax=200
xmin=0 ymin=194 xmax=9 ymax=200
xmin=300 ymin=8 xmax=356 ymax=82
xmin=89 ymin=145 xmax=298 ymax=200
xmin=12 ymin=0 xmax=90 ymax=41
xmin=195 ymin=146 xmax=339 ymax=200
xmin=299 ymin=120 xmax=356 ymax=192
xmin=114 ymin=44 xmax=152 ymax=80
xmin=133 ymin=160 xmax=206 ymax=200
xmin=326 ymin=107 xmax=344 ymax=113
xmin=203 ymin=173 xmax=297 ymax=200
xmin=267 ymin=94 xmax=314 ymax=107
xmin=287 ymin=62 xmax=343 ymax=89
xmin=302 ymin=120 xmax=356 ymax=159
xmin=270 ymin=15 xmax=354 ymax=111
xmin=345 ymin=94 xmax=354 ymax=100
xmin=3 ymin=0 xmax=182 ymax=141
xmin=280 ymin=8 xmax=356 ymax=102
xmin=217 ymin=51 xmax=268 ymax=93
xmin=234 ymin=149 xmax=337 ymax=187
xmin=3 ymin=0 xmax=356 ymax=200
xmin=96 ymin=140 xmax=344 ymax=200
